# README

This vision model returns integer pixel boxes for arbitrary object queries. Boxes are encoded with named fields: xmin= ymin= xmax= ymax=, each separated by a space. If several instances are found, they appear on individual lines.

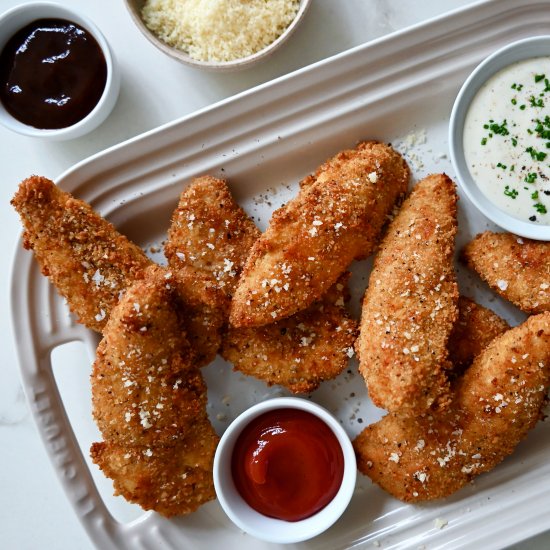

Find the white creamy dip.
xmin=464 ymin=57 xmax=550 ymax=223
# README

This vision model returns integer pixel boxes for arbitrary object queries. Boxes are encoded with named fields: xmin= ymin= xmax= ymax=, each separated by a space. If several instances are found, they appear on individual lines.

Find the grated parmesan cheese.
xmin=142 ymin=0 xmax=300 ymax=62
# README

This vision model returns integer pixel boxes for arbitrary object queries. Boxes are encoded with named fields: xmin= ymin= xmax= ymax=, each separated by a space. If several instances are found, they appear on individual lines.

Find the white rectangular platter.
xmin=10 ymin=1 xmax=550 ymax=548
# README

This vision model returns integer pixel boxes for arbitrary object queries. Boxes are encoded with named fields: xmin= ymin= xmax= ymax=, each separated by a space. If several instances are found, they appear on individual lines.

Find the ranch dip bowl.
xmin=449 ymin=35 xmax=550 ymax=240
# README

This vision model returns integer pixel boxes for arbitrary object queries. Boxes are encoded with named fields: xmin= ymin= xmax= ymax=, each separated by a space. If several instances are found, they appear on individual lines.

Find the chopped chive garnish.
xmin=535 ymin=120 xmax=550 ymax=139
xmin=526 ymin=146 xmax=547 ymax=161
xmin=535 ymin=74 xmax=546 ymax=83
xmin=525 ymin=173 xmax=538 ymax=183
xmin=530 ymin=95 xmax=544 ymax=108
xmin=534 ymin=203 xmax=547 ymax=214
xmin=481 ymin=137 xmax=487 ymax=146
xmin=486 ymin=120 xmax=509 ymax=136
xmin=532 ymin=191 xmax=539 ymax=200
xmin=504 ymin=186 xmax=518 ymax=198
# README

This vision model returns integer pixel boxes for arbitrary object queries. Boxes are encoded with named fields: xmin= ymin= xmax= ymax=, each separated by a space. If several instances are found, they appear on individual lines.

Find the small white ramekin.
xmin=213 ymin=397 xmax=356 ymax=544
xmin=449 ymin=35 xmax=550 ymax=240
xmin=0 ymin=2 xmax=120 ymax=140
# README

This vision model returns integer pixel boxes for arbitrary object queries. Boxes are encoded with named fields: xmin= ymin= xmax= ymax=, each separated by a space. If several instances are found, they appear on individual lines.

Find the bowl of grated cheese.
xmin=124 ymin=0 xmax=311 ymax=71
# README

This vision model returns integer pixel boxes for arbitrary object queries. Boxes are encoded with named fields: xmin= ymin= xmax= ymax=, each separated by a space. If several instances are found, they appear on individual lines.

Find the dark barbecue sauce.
xmin=231 ymin=408 xmax=345 ymax=522
xmin=0 ymin=18 xmax=107 ymax=129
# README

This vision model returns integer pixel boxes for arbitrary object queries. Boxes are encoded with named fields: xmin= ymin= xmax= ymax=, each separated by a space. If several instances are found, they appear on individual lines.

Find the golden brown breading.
xmin=90 ymin=418 xmax=218 ymax=517
xmin=353 ymin=312 xmax=550 ymax=502
xmin=11 ymin=175 xmax=221 ymax=366
xmin=221 ymin=274 xmax=357 ymax=393
xmin=170 ymin=275 xmax=224 ymax=368
xmin=229 ymin=141 xmax=409 ymax=327
xmin=463 ymin=231 xmax=550 ymax=314
xmin=11 ymin=175 xmax=152 ymax=332
xmin=357 ymin=174 xmax=459 ymax=413
xmin=90 ymin=266 xmax=218 ymax=515
xmin=165 ymin=175 xmax=260 ymax=316
xmin=92 ymin=265 xmax=206 ymax=446
xmin=448 ymin=296 xmax=510 ymax=376
xmin=166 ymin=176 xmax=358 ymax=392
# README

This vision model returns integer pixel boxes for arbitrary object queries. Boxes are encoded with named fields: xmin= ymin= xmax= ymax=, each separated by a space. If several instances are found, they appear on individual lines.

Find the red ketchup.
xmin=231 ymin=408 xmax=344 ymax=521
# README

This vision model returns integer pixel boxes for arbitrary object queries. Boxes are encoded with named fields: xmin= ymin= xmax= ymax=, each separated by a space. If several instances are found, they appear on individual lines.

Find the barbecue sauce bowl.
xmin=213 ymin=397 xmax=357 ymax=544
xmin=0 ymin=3 xmax=120 ymax=140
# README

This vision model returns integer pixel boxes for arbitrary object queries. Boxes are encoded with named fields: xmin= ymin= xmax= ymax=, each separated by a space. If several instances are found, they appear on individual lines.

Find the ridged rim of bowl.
xmin=123 ymin=0 xmax=312 ymax=71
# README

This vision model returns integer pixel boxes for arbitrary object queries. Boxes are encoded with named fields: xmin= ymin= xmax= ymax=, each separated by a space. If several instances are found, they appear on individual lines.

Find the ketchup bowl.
xmin=213 ymin=397 xmax=356 ymax=544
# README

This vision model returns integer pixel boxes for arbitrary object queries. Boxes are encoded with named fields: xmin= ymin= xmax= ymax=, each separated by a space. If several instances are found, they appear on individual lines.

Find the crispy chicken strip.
xmin=91 ymin=420 xmax=218 ymax=517
xmin=91 ymin=265 xmax=218 ymax=516
xmin=91 ymin=265 xmax=207 ymax=446
xmin=357 ymin=174 xmax=459 ymax=413
xmin=165 ymin=175 xmax=260 ymax=316
xmin=170 ymin=277 xmax=224 ymax=368
xmin=166 ymin=176 xmax=357 ymax=392
xmin=11 ymin=175 xmax=151 ymax=332
xmin=448 ymin=296 xmax=510 ymax=376
xmin=353 ymin=312 xmax=550 ymax=502
xmin=222 ymin=274 xmax=357 ymax=393
xmin=230 ymin=141 xmax=409 ymax=327
xmin=11 ymin=175 xmax=222 ymax=365
xmin=463 ymin=231 xmax=550 ymax=314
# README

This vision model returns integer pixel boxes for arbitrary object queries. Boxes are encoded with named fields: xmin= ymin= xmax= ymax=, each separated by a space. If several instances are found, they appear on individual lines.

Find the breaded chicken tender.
xmin=90 ymin=266 xmax=218 ymax=516
xmin=448 ymin=296 xmax=509 ymax=376
xmin=463 ymin=231 xmax=550 ymax=314
xmin=92 ymin=265 xmax=207 ymax=446
xmin=354 ymin=312 xmax=550 ymax=502
xmin=230 ymin=141 xmax=409 ymax=327
xmin=90 ymin=420 xmax=218 ymax=517
xmin=11 ymin=175 xmax=221 ymax=366
xmin=222 ymin=274 xmax=357 ymax=393
xmin=357 ymin=174 xmax=459 ymax=413
xmin=11 ymin=176 xmax=152 ymax=332
xmin=166 ymin=176 xmax=357 ymax=392
xmin=165 ymin=175 xmax=260 ymax=316
xmin=170 ymin=277 xmax=224 ymax=368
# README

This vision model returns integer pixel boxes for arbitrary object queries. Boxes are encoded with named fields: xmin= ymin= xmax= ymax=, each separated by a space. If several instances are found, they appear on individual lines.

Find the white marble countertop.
xmin=1 ymin=0 xmax=548 ymax=548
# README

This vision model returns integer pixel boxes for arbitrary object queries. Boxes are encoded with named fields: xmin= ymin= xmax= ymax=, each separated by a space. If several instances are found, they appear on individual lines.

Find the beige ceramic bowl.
xmin=124 ymin=0 xmax=311 ymax=71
